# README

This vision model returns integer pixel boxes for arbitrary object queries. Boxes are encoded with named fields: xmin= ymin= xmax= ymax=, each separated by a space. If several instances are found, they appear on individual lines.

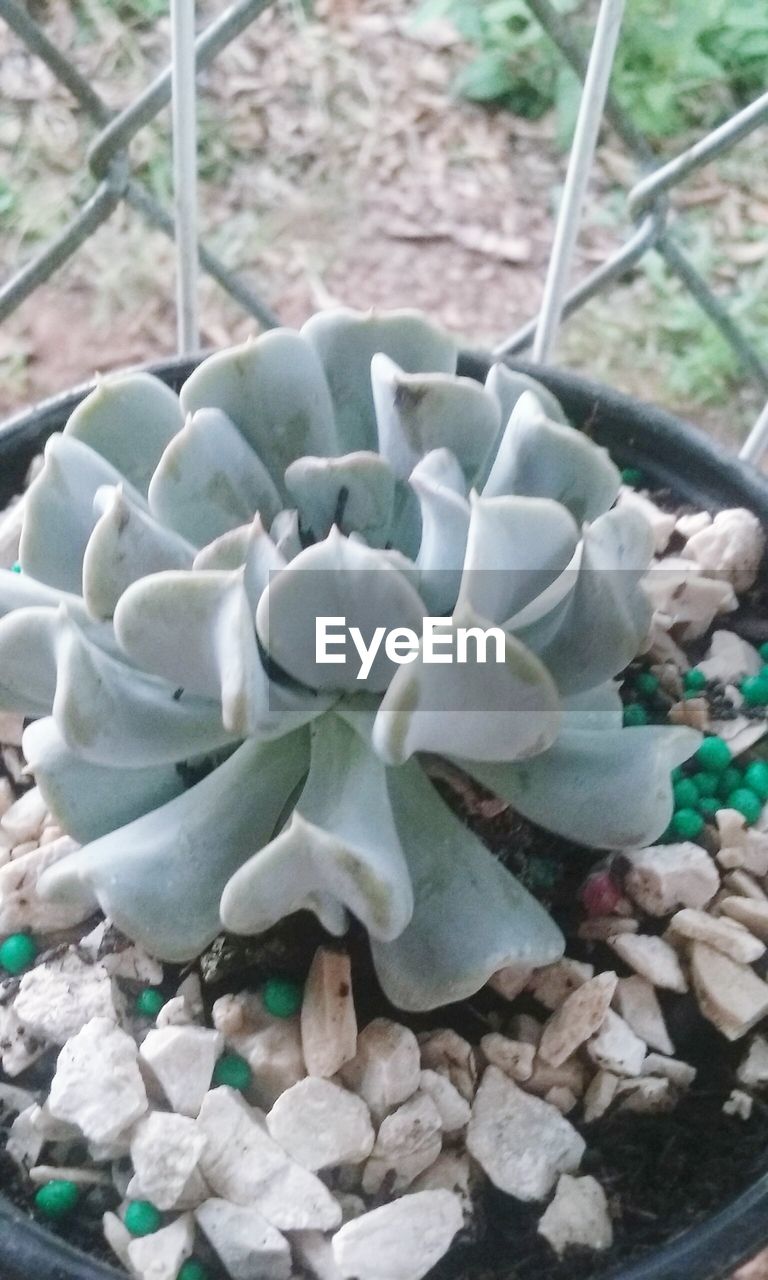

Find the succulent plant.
xmin=0 ymin=309 xmax=699 ymax=1010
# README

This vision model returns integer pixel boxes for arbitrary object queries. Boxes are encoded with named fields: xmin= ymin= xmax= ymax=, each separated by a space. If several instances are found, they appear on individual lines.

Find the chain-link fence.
xmin=1 ymin=0 xmax=767 ymax=451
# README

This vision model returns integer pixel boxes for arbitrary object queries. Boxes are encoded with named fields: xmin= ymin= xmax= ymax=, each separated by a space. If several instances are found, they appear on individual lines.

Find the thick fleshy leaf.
xmin=19 ymin=435 xmax=147 ymax=593
xmin=0 ymin=568 xmax=81 ymax=621
xmin=64 ymin=372 xmax=183 ymax=495
xmin=23 ymin=717 xmax=185 ymax=844
xmin=83 ymin=486 xmax=195 ymax=620
xmin=370 ymin=760 xmax=564 ymax=1010
xmin=148 ymin=409 xmax=281 ymax=547
xmin=285 ymin=452 xmax=395 ymax=547
xmin=0 ymin=606 xmax=59 ymax=715
xmin=373 ymin=606 xmax=560 ymax=765
xmin=114 ymin=567 xmax=262 ymax=735
xmin=221 ymin=714 xmax=413 ymax=942
xmin=461 ymin=723 xmax=700 ymax=850
xmin=114 ymin=565 xmax=326 ymax=738
xmin=302 ymin=308 xmax=457 ymax=453
xmin=38 ymin=732 xmax=310 ymax=962
xmin=256 ymin=528 xmax=426 ymax=692
xmin=514 ymin=507 xmax=654 ymax=694
xmin=53 ymin=618 xmax=237 ymax=767
xmin=371 ymin=354 xmax=500 ymax=484
xmin=411 ymin=452 xmax=470 ymax=615
xmin=270 ymin=509 xmax=303 ymax=562
xmin=180 ymin=330 xmax=338 ymax=489
xmin=483 ymin=391 xmax=620 ymax=522
xmin=485 ymin=362 xmax=568 ymax=427
xmin=457 ymin=494 xmax=579 ymax=627
xmin=562 ymin=682 xmax=623 ymax=731
xmin=192 ymin=517 xmax=287 ymax=593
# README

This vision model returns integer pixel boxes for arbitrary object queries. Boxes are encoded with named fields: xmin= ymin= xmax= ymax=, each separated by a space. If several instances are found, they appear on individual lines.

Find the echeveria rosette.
xmin=0 ymin=308 xmax=699 ymax=1011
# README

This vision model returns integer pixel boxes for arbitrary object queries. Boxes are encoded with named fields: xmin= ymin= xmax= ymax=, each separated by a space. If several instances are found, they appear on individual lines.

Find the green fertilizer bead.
xmin=744 ymin=760 xmax=768 ymax=802
xmin=760 ymin=643 xmax=768 ymax=663
xmin=34 ymin=1180 xmax=80 ymax=1220
xmin=124 ymin=1201 xmax=162 ymax=1237
xmin=670 ymin=808 xmax=704 ymax=840
xmin=621 ymin=467 xmax=643 ymax=488
xmin=673 ymin=779 xmax=700 ymax=810
xmin=213 ymin=1053 xmax=252 ymax=1091
xmin=691 ymin=771 xmax=718 ymax=798
xmin=623 ymin=703 xmax=648 ymax=727
xmin=262 ymin=976 xmax=303 ymax=1018
xmin=10 ymin=561 xmax=21 ymax=574
xmin=698 ymin=796 xmax=720 ymax=819
xmin=135 ymin=988 xmax=165 ymax=1018
xmin=695 ymin=737 xmax=733 ymax=773
xmin=0 ymin=932 xmax=38 ymax=974
xmin=683 ymin=669 xmax=707 ymax=692
xmin=741 ymin=675 xmax=768 ymax=707
xmin=178 ymin=1262 xmax=209 ymax=1280
xmin=635 ymin=671 xmax=660 ymax=696
xmin=727 ymin=788 xmax=763 ymax=825
xmin=717 ymin=766 xmax=743 ymax=800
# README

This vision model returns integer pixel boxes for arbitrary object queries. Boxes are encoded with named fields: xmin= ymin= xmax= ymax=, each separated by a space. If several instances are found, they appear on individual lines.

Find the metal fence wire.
xmin=1 ymin=0 xmax=767 ymax=458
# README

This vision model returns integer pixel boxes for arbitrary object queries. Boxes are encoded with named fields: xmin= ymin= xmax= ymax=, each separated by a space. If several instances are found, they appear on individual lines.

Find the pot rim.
xmin=0 ymin=352 xmax=766 ymax=1280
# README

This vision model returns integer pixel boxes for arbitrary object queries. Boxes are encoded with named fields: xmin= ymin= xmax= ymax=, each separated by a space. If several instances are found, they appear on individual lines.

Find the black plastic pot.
xmin=1 ymin=354 xmax=767 ymax=1280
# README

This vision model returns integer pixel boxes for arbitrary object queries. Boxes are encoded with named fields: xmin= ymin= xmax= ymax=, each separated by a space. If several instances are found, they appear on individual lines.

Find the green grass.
xmin=419 ymin=0 xmax=768 ymax=147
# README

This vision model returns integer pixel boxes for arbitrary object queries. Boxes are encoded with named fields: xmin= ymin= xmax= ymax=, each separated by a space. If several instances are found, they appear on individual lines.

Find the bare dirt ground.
xmin=1 ymin=1 xmax=766 ymax=443
xmin=7 ymin=0 xmax=765 ymax=443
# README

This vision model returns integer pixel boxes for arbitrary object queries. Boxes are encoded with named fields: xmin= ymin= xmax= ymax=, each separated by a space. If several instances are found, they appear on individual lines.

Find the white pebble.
xmin=129 ymin=1111 xmax=207 ymax=1210
xmin=418 ymin=1028 xmax=477 ymax=1101
xmin=685 ymin=507 xmax=764 ymax=593
xmin=212 ymin=991 xmax=305 ymax=1108
xmin=538 ymin=973 xmax=617 ymax=1068
xmin=411 ymin=1150 xmax=474 ymax=1222
xmin=695 ymin=630 xmax=762 ymax=685
xmin=48 ymin=1017 xmax=147 ymax=1143
xmin=466 ymin=1067 xmax=585 ymax=1201
xmin=667 ymin=908 xmax=765 ymax=965
xmin=538 ymin=1174 xmax=613 ymax=1257
xmin=480 ymin=1034 xmax=534 ymax=1082
xmin=624 ymin=843 xmax=719 ymax=916
xmin=641 ymin=1054 xmax=696 ymax=1087
xmin=127 ymin=1212 xmax=194 ymax=1280
xmin=691 ymin=942 xmax=768 ymax=1041
xmin=196 ymin=1198 xmax=291 ymax=1280
xmin=582 ymin=1071 xmax=620 ymax=1123
xmin=0 ymin=999 xmax=47 ymax=1076
xmin=267 ymin=1077 xmax=374 ymax=1171
xmin=0 ymin=836 xmax=86 ymax=933
xmin=139 ymin=1025 xmax=223 ymax=1118
xmin=362 ymin=1091 xmax=442 ymax=1195
xmin=301 ymin=947 xmax=357 ymax=1078
xmin=737 ymin=1035 xmax=768 ymax=1087
xmin=614 ymin=976 xmax=674 ymax=1055
xmin=0 ymin=787 xmax=47 ymax=845
xmin=418 ymin=1069 xmax=471 ymax=1132
xmin=616 ymin=1076 xmax=677 ymax=1114
xmin=341 ymin=1018 xmax=421 ymax=1119
xmin=331 ymin=1190 xmax=463 ymax=1280
xmin=6 ymin=1104 xmax=44 ymax=1169
xmin=15 ymin=951 xmax=120 ymax=1044
xmin=197 ymin=1087 xmax=341 ymax=1232
xmin=487 ymin=962 xmax=532 ymax=1002
xmin=724 ymin=1089 xmax=753 ymax=1119
xmin=527 ymin=960 xmax=594 ymax=1011
xmin=587 ymin=1010 xmax=646 ymax=1077
xmin=617 ymin=487 xmax=675 ymax=553
xmin=608 ymin=933 xmax=688 ymax=992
